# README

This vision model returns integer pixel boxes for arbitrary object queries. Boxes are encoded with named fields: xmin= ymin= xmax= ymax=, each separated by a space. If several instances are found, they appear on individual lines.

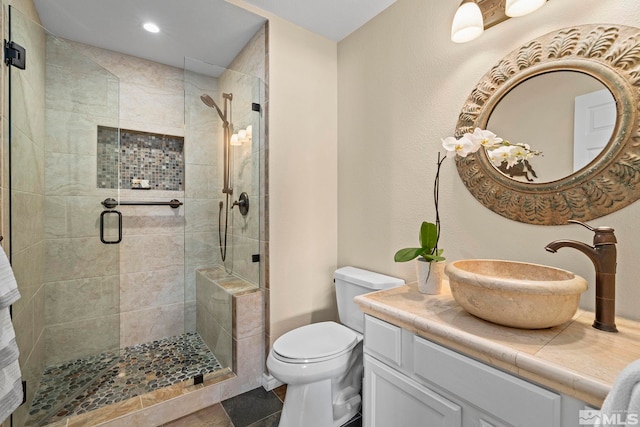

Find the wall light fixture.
xmin=451 ymin=0 xmax=548 ymax=43
xmin=451 ymin=0 xmax=484 ymax=43
xmin=231 ymin=125 xmax=253 ymax=146
xmin=505 ymin=0 xmax=547 ymax=17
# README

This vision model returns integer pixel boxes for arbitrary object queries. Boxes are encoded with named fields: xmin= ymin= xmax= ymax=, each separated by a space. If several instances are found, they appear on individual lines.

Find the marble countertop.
xmin=355 ymin=281 xmax=640 ymax=408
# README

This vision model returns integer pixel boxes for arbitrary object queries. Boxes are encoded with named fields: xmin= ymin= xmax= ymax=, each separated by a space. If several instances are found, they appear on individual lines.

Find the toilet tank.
xmin=334 ymin=266 xmax=405 ymax=333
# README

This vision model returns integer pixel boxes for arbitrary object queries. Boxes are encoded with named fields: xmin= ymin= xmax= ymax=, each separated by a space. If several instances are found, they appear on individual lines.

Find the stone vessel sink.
xmin=445 ymin=259 xmax=588 ymax=329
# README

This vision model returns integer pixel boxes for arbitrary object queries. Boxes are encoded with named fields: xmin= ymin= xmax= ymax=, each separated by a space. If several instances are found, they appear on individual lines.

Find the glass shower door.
xmin=8 ymin=6 xmax=121 ymax=425
xmin=183 ymin=57 xmax=264 ymax=375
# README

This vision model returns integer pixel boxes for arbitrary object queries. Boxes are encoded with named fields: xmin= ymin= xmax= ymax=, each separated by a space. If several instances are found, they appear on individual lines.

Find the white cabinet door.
xmin=364 ymin=355 xmax=462 ymax=427
xmin=413 ymin=336 xmax=561 ymax=427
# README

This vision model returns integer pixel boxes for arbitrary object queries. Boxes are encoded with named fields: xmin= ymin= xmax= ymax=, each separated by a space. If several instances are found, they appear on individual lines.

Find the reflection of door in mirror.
xmin=487 ymin=71 xmax=614 ymax=183
xmin=573 ymin=89 xmax=616 ymax=172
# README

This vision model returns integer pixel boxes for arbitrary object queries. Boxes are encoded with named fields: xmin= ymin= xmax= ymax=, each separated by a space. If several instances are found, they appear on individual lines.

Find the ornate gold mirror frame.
xmin=455 ymin=24 xmax=640 ymax=225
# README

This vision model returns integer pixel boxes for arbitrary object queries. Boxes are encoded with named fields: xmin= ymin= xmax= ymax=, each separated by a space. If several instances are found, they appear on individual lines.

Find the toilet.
xmin=267 ymin=266 xmax=404 ymax=427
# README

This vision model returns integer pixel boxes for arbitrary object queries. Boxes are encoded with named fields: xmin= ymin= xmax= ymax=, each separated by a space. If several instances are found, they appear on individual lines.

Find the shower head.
xmin=200 ymin=94 xmax=227 ymax=124
xmin=200 ymin=93 xmax=217 ymax=109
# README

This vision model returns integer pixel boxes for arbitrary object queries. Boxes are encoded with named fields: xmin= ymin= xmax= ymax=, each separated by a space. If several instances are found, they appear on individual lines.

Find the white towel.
xmin=0 ymin=359 xmax=22 ymax=424
xmin=0 ymin=246 xmax=22 ymax=424
xmin=597 ymin=359 xmax=640 ymax=427
xmin=0 ymin=247 xmax=19 ymax=309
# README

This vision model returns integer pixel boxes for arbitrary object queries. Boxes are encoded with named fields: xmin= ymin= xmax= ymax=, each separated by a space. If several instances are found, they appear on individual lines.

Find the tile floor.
xmin=162 ymin=385 xmax=363 ymax=427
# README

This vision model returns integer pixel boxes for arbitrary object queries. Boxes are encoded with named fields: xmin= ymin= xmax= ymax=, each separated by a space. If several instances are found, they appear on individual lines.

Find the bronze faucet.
xmin=545 ymin=220 xmax=618 ymax=332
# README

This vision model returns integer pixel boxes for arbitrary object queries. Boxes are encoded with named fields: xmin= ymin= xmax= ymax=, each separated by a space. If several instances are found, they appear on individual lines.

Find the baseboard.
xmin=262 ymin=373 xmax=283 ymax=391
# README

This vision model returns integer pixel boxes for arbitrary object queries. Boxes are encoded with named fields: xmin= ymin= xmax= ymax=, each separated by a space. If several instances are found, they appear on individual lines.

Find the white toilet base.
xmin=278 ymin=380 xmax=360 ymax=427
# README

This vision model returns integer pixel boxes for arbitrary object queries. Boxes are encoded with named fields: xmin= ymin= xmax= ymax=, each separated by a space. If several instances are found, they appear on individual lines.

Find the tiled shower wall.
xmin=4 ymin=5 xmax=47 ymax=426
xmin=183 ymin=66 xmax=223 ymax=329
xmin=43 ymin=35 xmax=121 ymax=363
xmin=46 ymin=25 xmax=266 ymax=357
xmin=219 ymin=26 xmax=265 ymax=287
xmin=52 ymin=38 xmax=189 ymax=350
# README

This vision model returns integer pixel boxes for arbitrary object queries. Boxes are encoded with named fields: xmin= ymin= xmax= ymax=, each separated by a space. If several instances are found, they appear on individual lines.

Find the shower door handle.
xmin=100 ymin=210 xmax=122 ymax=244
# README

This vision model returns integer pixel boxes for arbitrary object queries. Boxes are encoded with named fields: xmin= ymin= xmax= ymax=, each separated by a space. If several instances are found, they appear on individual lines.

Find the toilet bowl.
xmin=267 ymin=267 xmax=404 ymax=427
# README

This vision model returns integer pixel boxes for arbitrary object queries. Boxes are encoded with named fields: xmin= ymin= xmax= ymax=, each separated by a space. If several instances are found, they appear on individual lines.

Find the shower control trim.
xmin=231 ymin=192 xmax=250 ymax=216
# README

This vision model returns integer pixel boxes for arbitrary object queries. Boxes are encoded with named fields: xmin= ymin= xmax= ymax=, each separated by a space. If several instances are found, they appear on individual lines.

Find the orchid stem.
xmin=433 ymin=152 xmax=446 ymax=257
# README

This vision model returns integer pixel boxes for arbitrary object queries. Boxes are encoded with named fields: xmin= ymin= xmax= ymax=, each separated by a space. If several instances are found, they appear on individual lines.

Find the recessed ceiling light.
xmin=143 ymin=22 xmax=160 ymax=33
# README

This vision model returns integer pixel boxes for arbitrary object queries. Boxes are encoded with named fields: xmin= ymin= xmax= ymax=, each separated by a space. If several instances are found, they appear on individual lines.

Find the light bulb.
xmin=238 ymin=129 xmax=248 ymax=144
xmin=230 ymin=133 xmax=240 ymax=146
xmin=505 ymin=0 xmax=547 ymax=17
xmin=143 ymin=22 xmax=160 ymax=33
xmin=245 ymin=125 xmax=253 ymax=140
xmin=451 ymin=1 xmax=484 ymax=44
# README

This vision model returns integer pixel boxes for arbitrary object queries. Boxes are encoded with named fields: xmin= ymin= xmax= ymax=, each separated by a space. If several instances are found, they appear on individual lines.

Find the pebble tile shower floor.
xmin=27 ymin=331 xmax=223 ymax=426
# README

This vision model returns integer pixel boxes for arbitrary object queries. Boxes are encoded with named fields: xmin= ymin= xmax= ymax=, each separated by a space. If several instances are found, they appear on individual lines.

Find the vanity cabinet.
xmin=363 ymin=315 xmax=591 ymax=427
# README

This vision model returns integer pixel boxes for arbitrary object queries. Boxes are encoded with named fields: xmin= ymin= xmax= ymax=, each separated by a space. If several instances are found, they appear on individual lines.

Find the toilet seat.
xmin=272 ymin=321 xmax=359 ymax=364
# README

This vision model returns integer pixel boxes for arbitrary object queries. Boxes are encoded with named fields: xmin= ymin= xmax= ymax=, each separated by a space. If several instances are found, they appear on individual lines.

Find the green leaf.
xmin=394 ymin=247 xmax=424 ymax=262
xmin=419 ymin=222 xmax=438 ymax=250
xmin=422 ymin=254 xmax=445 ymax=262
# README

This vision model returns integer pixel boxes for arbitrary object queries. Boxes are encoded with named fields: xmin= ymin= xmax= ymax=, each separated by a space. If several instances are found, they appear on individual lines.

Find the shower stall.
xmin=7 ymin=6 xmax=267 ymax=426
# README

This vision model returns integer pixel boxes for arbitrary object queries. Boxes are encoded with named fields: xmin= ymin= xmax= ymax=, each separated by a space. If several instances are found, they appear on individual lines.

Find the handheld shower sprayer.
xmin=201 ymin=92 xmax=235 ymax=263
xmin=200 ymin=94 xmax=228 ymax=125
xmin=201 ymin=92 xmax=233 ymax=195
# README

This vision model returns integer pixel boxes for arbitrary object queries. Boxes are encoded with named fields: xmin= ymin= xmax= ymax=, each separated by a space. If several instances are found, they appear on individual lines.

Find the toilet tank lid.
xmin=334 ymin=266 xmax=404 ymax=290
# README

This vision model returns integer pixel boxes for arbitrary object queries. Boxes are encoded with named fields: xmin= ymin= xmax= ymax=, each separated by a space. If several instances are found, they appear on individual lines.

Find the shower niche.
xmin=97 ymin=126 xmax=185 ymax=191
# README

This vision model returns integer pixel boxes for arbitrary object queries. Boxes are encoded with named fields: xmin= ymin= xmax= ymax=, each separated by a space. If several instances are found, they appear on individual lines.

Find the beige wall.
xmin=337 ymin=0 xmax=640 ymax=320
xmin=228 ymin=0 xmax=339 ymax=346
xmin=266 ymin=17 xmax=338 ymax=343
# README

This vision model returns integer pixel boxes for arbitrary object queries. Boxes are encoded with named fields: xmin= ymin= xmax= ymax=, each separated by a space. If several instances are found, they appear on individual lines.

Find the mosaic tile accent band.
xmin=97 ymin=126 xmax=185 ymax=190
xmin=27 ymin=332 xmax=222 ymax=426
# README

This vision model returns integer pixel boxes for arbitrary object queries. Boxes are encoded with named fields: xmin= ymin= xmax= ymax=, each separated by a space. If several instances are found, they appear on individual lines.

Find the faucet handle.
xmin=568 ymin=220 xmax=616 ymax=245
xmin=568 ymin=219 xmax=596 ymax=231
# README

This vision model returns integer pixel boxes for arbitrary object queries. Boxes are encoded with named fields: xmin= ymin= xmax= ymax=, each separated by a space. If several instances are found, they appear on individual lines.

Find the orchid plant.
xmin=441 ymin=127 xmax=542 ymax=169
xmin=394 ymin=153 xmax=446 ymax=264
xmin=394 ymin=129 xmax=540 ymax=268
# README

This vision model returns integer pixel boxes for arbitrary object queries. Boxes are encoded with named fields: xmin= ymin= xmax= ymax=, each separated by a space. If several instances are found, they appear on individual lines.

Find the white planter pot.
xmin=416 ymin=258 xmax=446 ymax=295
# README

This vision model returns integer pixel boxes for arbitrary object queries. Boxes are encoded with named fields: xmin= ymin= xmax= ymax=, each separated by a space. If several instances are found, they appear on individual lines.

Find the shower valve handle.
xmin=231 ymin=192 xmax=250 ymax=216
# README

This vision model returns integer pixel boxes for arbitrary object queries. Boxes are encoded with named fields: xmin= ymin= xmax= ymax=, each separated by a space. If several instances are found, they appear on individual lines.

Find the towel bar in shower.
xmin=101 ymin=198 xmax=183 ymax=209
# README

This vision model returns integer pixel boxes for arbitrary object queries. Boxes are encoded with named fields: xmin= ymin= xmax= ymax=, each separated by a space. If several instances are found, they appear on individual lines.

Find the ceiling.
xmin=33 ymin=0 xmax=397 ymax=71
xmin=240 ymin=0 xmax=397 ymax=41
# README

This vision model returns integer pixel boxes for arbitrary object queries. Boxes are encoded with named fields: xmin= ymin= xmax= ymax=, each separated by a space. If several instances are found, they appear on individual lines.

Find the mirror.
xmin=487 ymin=71 xmax=615 ymax=183
xmin=454 ymin=24 xmax=640 ymax=225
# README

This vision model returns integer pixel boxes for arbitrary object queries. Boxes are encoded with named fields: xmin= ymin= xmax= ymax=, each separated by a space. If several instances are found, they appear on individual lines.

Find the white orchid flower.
xmin=487 ymin=145 xmax=518 ymax=168
xmin=468 ymin=127 xmax=503 ymax=149
xmin=442 ymin=128 xmax=541 ymax=170
xmin=510 ymin=144 xmax=528 ymax=160
xmin=441 ymin=135 xmax=477 ymax=157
